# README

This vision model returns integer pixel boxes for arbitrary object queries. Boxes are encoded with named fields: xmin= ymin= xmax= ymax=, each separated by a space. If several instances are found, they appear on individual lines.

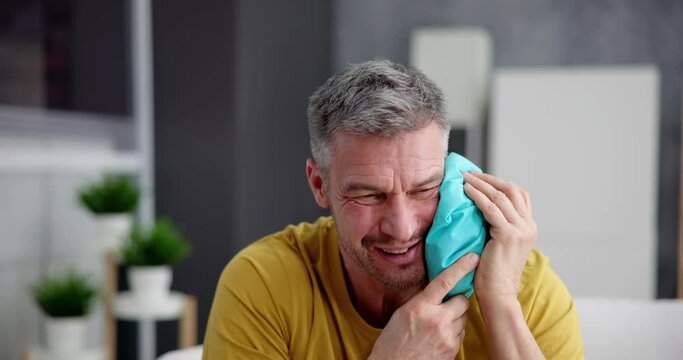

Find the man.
xmin=203 ymin=59 xmax=583 ymax=359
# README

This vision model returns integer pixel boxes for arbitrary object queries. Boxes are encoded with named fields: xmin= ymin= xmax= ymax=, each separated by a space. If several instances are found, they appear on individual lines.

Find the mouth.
xmin=374 ymin=240 xmax=422 ymax=266
xmin=381 ymin=247 xmax=411 ymax=254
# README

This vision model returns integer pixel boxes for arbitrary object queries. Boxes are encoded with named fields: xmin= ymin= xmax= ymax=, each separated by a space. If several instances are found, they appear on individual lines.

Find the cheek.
xmin=415 ymin=196 xmax=440 ymax=225
xmin=337 ymin=202 xmax=381 ymax=239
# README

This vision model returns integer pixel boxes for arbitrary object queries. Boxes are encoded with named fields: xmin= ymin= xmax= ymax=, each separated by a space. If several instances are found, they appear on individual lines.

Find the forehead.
xmin=328 ymin=123 xmax=445 ymax=186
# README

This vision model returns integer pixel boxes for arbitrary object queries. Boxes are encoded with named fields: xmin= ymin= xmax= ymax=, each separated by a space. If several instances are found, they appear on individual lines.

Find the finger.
xmin=452 ymin=314 xmax=467 ymax=336
xmin=522 ymin=190 xmax=532 ymax=216
xmin=457 ymin=328 xmax=466 ymax=344
xmin=452 ymin=312 xmax=468 ymax=330
xmin=421 ymin=253 xmax=479 ymax=304
xmin=441 ymin=294 xmax=469 ymax=315
xmin=463 ymin=172 xmax=519 ymax=223
xmin=463 ymin=182 xmax=509 ymax=226
xmin=455 ymin=312 xmax=468 ymax=325
xmin=468 ymin=172 xmax=529 ymax=219
xmin=503 ymin=181 xmax=529 ymax=217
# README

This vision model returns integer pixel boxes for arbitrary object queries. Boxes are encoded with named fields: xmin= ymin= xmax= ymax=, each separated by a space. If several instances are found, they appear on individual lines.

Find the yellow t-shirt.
xmin=203 ymin=217 xmax=584 ymax=359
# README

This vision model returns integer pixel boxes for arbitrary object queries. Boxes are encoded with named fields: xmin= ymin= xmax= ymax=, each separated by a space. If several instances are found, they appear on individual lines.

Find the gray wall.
xmin=234 ymin=0 xmax=331 ymax=246
xmin=332 ymin=0 xmax=683 ymax=297
xmin=71 ymin=0 xmax=130 ymax=116
xmin=153 ymin=0 xmax=330 ymax=345
xmin=153 ymin=0 xmax=239 ymax=346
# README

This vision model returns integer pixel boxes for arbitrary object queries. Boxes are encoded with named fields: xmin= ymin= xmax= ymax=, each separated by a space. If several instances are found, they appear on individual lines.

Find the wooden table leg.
xmin=105 ymin=251 xmax=118 ymax=360
xmin=179 ymin=295 xmax=197 ymax=348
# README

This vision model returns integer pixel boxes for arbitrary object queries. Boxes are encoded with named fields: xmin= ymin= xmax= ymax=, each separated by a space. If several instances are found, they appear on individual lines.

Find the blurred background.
xmin=1 ymin=0 xmax=682 ymax=359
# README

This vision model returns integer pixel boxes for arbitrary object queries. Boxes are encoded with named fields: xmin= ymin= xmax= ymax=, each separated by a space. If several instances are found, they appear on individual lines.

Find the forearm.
xmin=479 ymin=298 xmax=545 ymax=360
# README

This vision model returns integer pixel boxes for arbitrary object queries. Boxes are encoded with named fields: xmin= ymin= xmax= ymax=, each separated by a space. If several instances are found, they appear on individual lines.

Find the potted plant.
xmin=32 ymin=271 xmax=98 ymax=356
xmin=79 ymin=174 xmax=139 ymax=252
xmin=121 ymin=218 xmax=191 ymax=304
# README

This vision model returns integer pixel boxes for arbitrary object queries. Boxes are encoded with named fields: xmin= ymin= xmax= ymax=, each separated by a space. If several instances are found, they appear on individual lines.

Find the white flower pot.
xmin=45 ymin=316 xmax=87 ymax=356
xmin=128 ymin=266 xmax=172 ymax=304
xmin=94 ymin=213 xmax=133 ymax=252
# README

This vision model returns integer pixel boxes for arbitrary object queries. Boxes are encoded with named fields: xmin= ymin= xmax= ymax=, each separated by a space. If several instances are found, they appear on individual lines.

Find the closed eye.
xmin=411 ymin=186 xmax=439 ymax=199
xmin=352 ymin=193 xmax=385 ymax=205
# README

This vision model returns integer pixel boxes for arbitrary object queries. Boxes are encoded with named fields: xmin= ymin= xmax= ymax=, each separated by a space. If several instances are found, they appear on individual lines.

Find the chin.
xmin=374 ymin=265 xmax=427 ymax=290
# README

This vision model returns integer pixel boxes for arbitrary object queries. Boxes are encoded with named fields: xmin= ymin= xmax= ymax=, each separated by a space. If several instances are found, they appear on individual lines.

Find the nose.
xmin=379 ymin=195 xmax=419 ymax=242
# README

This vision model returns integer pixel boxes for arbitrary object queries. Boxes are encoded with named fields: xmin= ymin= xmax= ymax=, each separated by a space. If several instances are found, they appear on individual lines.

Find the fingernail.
xmin=468 ymin=253 xmax=479 ymax=264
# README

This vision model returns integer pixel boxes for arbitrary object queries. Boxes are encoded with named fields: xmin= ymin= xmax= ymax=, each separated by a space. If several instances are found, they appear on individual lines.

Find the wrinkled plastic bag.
xmin=425 ymin=152 xmax=488 ymax=299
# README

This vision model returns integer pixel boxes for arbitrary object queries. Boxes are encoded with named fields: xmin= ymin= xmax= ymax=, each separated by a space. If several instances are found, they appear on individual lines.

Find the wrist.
xmin=368 ymin=342 xmax=392 ymax=360
xmin=368 ymin=350 xmax=396 ymax=360
xmin=475 ymin=294 xmax=545 ymax=359
xmin=477 ymin=294 xmax=522 ymax=324
xmin=477 ymin=293 xmax=519 ymax=310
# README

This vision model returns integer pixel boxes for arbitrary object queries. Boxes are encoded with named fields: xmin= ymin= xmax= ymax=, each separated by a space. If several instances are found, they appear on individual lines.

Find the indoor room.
xmin=1 ymin=0 xmax=682 ymax=359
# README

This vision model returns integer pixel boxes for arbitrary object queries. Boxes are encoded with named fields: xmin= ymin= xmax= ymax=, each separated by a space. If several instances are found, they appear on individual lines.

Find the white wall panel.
xmin=410 ymin=28 xmax=492 ymax=127
xmin=0 ymin=174 xmax=45 ymax=264
xmin=490 ymin=67 xmax=659 ymax=298
xmin=0 ymin=131 xmax=139 ymax=358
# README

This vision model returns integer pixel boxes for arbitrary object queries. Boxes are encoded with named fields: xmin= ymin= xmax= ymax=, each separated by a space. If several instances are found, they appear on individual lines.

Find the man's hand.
xmin=462 ymin=171 xmax=537 ymax=305
xmin=368 ymin=253 xmax=479 ymax=360
xmin=463 ymin=171 xmax=545 ymax=360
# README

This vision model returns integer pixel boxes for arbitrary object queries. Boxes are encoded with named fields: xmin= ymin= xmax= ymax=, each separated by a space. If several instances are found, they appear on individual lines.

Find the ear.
xmin=306 ymin=159 xmax=329 ymax=209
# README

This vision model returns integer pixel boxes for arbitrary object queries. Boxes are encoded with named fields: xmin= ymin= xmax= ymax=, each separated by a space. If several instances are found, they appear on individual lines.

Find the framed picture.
xmin=0 ymin=0 xmax=128 ymax=116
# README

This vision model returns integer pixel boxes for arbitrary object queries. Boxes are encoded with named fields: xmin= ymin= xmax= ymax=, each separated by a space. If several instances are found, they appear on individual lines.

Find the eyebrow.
xmin=343 ymin=172 xmax=443 ymax=193
xmin=343 ymin=182 xmax=384 ymax=193
xmin=413 ymin=173 xmax=444 ymax=189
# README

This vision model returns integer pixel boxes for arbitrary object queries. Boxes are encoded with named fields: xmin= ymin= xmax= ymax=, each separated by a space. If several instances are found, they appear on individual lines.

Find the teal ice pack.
xmin=425 ymin=152 xmax=488 ymax=299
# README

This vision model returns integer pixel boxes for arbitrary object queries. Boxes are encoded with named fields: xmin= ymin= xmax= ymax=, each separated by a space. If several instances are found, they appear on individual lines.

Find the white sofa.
xmin=158 ymin=298 xmax=683 ymax=359
xmin=158 ymin=346 xmax=203 ymax=360
xmin=575 ymin=297 xmax=683 ymax=359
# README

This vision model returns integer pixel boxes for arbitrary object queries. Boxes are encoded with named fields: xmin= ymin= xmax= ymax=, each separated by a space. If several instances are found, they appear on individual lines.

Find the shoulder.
xmin=206 ymin=218 xmax=334 ymax=351
xmin=218 ymin=217 xmax=334 ymax=306
xmin=518 ymin=249 xmax=584 ymax=359
xmin=519 ymin=248 xmax=550 ymax=292
xmin=205 ymin=219 xmax=333 ymax=358
xmin=222 ymin=219 xmax=326 ymax=287
xmin=518 ymin=249 xmax=569 ymax=309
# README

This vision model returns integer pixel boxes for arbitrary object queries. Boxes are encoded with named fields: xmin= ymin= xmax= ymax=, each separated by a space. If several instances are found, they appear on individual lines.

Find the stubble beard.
xmin=337 ymin=228 xmax=429 ymax=290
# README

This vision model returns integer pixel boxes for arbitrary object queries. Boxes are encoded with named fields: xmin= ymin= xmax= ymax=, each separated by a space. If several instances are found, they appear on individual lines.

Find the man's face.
xmin=320 ymin=122 xmax=445 ymax=290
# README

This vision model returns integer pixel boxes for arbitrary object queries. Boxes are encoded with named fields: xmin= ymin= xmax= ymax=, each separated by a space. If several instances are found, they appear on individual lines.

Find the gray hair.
xmin=307 ymin=59 xmax=450 ymax=174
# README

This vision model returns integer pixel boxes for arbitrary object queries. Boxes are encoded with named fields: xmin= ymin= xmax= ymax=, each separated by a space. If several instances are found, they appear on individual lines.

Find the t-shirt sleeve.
xmin=520 ymin=251 xmax=585 ymax=359
xmin=202 ymin=252 xmax=291 ymax=360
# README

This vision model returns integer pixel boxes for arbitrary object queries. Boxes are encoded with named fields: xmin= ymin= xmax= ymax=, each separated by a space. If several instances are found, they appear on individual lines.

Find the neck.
xmin=341 ymin=254 xmax=421 ymax=328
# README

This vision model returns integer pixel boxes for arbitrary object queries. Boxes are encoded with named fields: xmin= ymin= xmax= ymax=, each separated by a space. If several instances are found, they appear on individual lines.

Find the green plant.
xmin=121 ymin=218 xmax=192 ymax=266
xmin=79 ymin=174 xmax=139 ymax=214
xmin=32 ymin=271 xmax=98 ymax=317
